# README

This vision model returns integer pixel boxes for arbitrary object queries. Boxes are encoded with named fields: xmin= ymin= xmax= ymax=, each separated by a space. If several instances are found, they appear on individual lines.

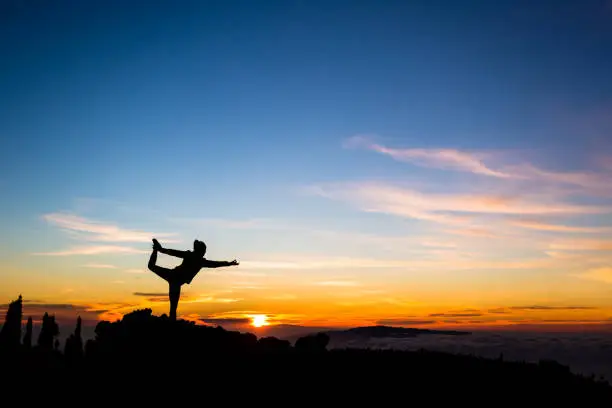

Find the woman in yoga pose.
xmin=148 ymin=238 xmax=239 ymax=321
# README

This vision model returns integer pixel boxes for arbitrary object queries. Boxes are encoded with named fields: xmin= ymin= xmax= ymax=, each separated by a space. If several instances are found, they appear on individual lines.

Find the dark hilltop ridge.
xmin=1 ymin=296 xmax=611 ymax=403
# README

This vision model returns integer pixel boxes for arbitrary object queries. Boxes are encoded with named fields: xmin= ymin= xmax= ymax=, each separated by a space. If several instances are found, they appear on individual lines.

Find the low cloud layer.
xmin=326 ymin=329 xmax=612 ymax=383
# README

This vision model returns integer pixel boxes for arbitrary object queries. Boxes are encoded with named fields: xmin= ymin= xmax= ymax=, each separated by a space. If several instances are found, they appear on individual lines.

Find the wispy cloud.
xmin=185 ymin=296 xmax=243 ymax=304
xmin=240 ymin=257 xmax=420 ymax=269
xmin=572 ymin=267 xmax=612 ymax=284
xmin=125 ymin=268 xmax=147 ymax=274
xmin=34 ymin=245 xmax=147 ymax=256
xmin=172 ymin=217 xmax=284 ymax=230
xmin=420 ymin=239 xmax=457 ymax=248
xmin=507 ymin=163 xmax=610 ymax=193
xmin=82 ymin=263 xmax=117 ymax=269
xmin=175 ymin=216 xmax=466 ymax=253
xmin=315 ymin=280 xmax=361 ymax=287
xmin=308 ymin=182 xmax=610 ymax=226
xmin=266 ymin=294 xmax=297 ymax=300
xmin=343 ymin=136 xmax=612 ymax=193
xmin=37 ymin=212 xmax=178 ymax=256
xmin=596 ymin=154 xmax=612 ymax=172
xmin=487 ymin=308 xmax=510 ymax=314
xmin=42 ymin=212 xmax=178 ymax=242
xmin=143 ymin=295 xmax=189 ymax=303
xmin=242 ymin=254 xmax=561 ymax=271
xmin=444 ymin=227 xmax=498 ymax=238
xmin=208 ymin=270 xmax=269 ymax=277
xmin=549 ymin=239 xmax=612 ymax=251
xmin=429 ymin=313 xmax=483 ymax=317
xmin=509 ymin=305 xmax=597 ymax=311
xmin=544 ymin=251 xmax=583 ymax=259
xmin=242 ymin=256 xmax=432 ymax=270
xmin=230 ymin=282 xmax=266 ymax=290
xmin=343 ymin=135 xmax=510 ymax=178
xmin=511 ymin=219 xmax=610 ymax=233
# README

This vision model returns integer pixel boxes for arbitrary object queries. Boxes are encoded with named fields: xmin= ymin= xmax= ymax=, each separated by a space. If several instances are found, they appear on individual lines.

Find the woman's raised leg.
xmin=148 ymin=248 xmax=173 ymax=281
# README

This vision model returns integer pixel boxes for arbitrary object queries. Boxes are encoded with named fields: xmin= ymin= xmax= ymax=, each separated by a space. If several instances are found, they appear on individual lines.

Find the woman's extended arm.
xmin=159 ymin=247 xmax=189 ymax=258
xmin=201 ymin=259 xmax=239 ymax=268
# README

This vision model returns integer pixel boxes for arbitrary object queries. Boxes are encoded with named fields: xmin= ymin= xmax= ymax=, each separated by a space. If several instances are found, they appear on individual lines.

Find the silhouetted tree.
xmin=23 ymin=316 xmax=33 ymax=348
xmin=295 ymin=332 xmax=329 ymax=352
xmin=65 ymin=316 xmax=83 ymax=363
xmin=0 ymin=295 xmax=23 ymax=349
xmin=37 ymin=312 xmax=59 ymax=351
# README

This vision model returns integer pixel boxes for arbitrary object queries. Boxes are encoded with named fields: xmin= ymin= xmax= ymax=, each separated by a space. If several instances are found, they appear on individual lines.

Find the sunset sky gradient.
xmin=1 ymin=0 xmax=612 ymax=331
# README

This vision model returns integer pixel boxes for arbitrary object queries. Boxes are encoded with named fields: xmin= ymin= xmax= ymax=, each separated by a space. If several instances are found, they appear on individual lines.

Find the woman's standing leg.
xmin=168 ymin=281 xmax=181 ymax=321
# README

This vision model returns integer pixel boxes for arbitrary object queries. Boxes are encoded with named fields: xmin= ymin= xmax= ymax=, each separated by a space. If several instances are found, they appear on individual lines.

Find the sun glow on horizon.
xmin=251 ymin=314 xmax=269 ymax=327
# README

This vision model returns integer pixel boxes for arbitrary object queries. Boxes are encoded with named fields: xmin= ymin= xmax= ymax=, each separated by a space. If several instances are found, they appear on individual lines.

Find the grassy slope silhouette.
xmin=2 ymin=297 xmax=612 ymax=403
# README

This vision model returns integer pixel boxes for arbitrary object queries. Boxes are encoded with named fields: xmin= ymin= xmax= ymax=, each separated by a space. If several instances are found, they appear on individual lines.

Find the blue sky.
xmin=1 ymin=0 xmax=612 ymax=329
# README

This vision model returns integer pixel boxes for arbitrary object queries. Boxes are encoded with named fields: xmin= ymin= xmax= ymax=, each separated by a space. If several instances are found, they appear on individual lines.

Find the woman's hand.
xmin=152 ymin=238 xmax=162 ymax=250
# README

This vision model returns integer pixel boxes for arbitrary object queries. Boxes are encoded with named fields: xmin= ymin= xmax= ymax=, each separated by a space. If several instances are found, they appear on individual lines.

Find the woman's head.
xmin=193 ymin=240 xmax=207 ymax=256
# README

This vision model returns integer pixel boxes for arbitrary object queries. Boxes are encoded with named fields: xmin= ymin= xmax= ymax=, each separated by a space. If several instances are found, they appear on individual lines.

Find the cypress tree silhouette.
xmin=23 ymin=316 xmax=33 ymax=348
xmin=65 ymin=316 xmax=84 ymax=363
xmin=0 ymin=295 xmax=23 ymax=349
xmin=37 ymin=312 xmax=59 ymax=351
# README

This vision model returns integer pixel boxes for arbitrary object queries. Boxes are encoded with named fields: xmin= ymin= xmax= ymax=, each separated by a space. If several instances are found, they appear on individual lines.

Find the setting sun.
xmin=251 ymin=314 xmax=269 ymax=328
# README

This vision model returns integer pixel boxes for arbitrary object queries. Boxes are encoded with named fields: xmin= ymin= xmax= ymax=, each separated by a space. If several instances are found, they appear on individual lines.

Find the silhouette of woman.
xmin=148 ymin=238 xmax=239 ymax=321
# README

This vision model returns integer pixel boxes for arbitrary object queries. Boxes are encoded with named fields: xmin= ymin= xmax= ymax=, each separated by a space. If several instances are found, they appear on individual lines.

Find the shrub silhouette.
xmin=295 ymin=332 xmax=329 ymax=352
xmin=258 ymin=336 xmax=291 ymax=352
